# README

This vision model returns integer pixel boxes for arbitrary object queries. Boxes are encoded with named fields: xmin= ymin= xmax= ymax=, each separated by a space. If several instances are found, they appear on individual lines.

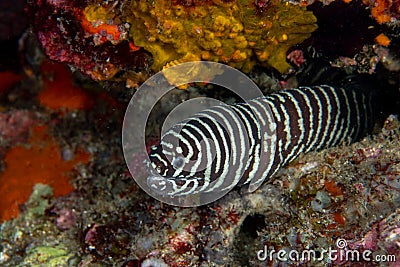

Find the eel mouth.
xmin=146 ymin=173 xmax=201 ymax=196
xmin=147 ymin=174 xmax=192 ymax=196
xmin=146 ymin=175 xmax=171 ymax=195
xmin=146 ymin=163 xmax=180 ymax=196
xmin=145 ymin=164 xmax=173 ymax=195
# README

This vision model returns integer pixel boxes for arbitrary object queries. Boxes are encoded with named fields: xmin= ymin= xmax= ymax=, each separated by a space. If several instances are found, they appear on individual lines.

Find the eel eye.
xmin=172 ymin=156 xmax=185 ymax=169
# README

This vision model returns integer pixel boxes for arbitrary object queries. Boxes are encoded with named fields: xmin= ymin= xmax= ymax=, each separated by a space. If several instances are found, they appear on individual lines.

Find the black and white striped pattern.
xmin=147 ymin=85 xmax=374 ymax=196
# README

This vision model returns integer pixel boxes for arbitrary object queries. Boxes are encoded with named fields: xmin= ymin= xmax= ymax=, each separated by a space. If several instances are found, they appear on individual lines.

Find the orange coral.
xmin=0 ymin=124 xmax=90 ymax=222
xmin=371 ymin=0 xmax=392 ymax=24
xmin=37 ymin=61 xmax=94 ymax=111
xmin=333 ymin=212 xmax=346 ymax=226
xmin=375 ymin=33 xmax=391 ymax=46
xmin=324 ymin=180 xmax=343 ymax=197
xmin=79 ymin=7 xmax=123 ymax=45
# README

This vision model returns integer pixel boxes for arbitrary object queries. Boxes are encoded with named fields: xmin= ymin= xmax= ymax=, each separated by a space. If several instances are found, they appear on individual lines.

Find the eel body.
xmin=147 ymin=84 xmax=374 ymax=196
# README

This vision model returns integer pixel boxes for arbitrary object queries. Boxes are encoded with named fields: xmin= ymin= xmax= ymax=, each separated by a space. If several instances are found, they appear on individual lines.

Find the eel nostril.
xmin=172 ymin=156 xmax=185 ymax=169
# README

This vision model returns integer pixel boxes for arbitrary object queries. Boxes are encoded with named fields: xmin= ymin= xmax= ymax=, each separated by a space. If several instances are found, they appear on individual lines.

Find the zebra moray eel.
xmin=147 ymin=84 xmax=374 ymax=196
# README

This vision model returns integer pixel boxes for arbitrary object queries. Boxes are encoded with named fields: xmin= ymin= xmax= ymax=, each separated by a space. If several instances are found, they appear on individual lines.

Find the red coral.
xmin=0 ymin=124 xmax=90 ymax=222
xmin=38 ymin=61 xmax=94 ymax=111
xmin=226 ymin=207 xmax=240 ymax=225
xmin=369 ymin=0 xmax=400 ymax=24
xmin=324 ymin=180 xmax=344 ymax=197
xmin=168 ymin=231 xmax=193 ymax=254
xmin=31 ymin=0 xmax=151 ymax=81
xmin=254 ymin=0 xmax=271 ymax=15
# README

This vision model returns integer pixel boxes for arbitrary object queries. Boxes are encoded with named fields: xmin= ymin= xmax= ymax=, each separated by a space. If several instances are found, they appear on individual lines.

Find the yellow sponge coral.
xmin=126 ymin=0 xmax=317 ymax=73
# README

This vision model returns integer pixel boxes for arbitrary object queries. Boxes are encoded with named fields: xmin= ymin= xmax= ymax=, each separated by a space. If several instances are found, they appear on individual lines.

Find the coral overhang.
xmin=32 ymin=0 xmax=317 ymax=81
xmin=127 ymin=0 xmax=317 ymax=73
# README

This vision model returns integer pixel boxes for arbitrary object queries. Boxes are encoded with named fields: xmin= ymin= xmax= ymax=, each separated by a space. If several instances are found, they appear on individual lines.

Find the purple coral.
xmin=254 ymin=0 xmax=271 ymax=15
xmin=0 ymin=110 xmax=35 ymax=159
xmin=287 ymin=50 xmax=305 ymax=67
xmin=0 ymin=110 xmax=34 ymax=144
xmin=55 ymin=208 xmax=76 ymax=230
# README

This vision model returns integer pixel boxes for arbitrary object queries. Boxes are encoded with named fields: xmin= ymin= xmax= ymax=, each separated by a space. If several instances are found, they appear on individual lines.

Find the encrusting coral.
xmin=126 ymin=0 xmax=317 ymax=73
xmin=366 ymin=0 xmax=400 ymax=24
xmin=32 ymin=0 xmax=151 ymax=82
xmin=32 ymin=0 xmax=317 ymax=82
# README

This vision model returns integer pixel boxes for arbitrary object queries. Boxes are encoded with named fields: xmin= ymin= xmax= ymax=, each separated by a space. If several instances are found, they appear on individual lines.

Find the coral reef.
xmin=1 ymin=55 xmax=399 ymax=265
xmin=0 ymin=184 xmax=81 ymax=266
xmin=31 ymin=0 xmax=151 ymax=81
xmin=365 ymin=0 xmax=400 ymax=24
xmin=21 ymin=245 xmax=74 ymax=267
xmin=0 ymin=123 xmax=90 ymax=222
xmin=31 ymin=0 xmax=400 ymax=84
xmin=288 ymin=0 xmax=400 ymax=27
xmin=375 ymin=33 xmax=392 ymax=46
xmin=0 ymin=1 xmax=399 ymax=266
xmin=32 ymin=0 xmax=316 ymax=82
xmin=0 ymin=110 xmax=34 ymax=150
xmin=305 ymin=0 xmax=382 ymax=57
xmin=1 ymin=113 xmax=399 ymax=266
xmin=127 ymin=0 xmax=317 ymax=73
xmin=38 ymin=61 xmax=94 ymax=111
